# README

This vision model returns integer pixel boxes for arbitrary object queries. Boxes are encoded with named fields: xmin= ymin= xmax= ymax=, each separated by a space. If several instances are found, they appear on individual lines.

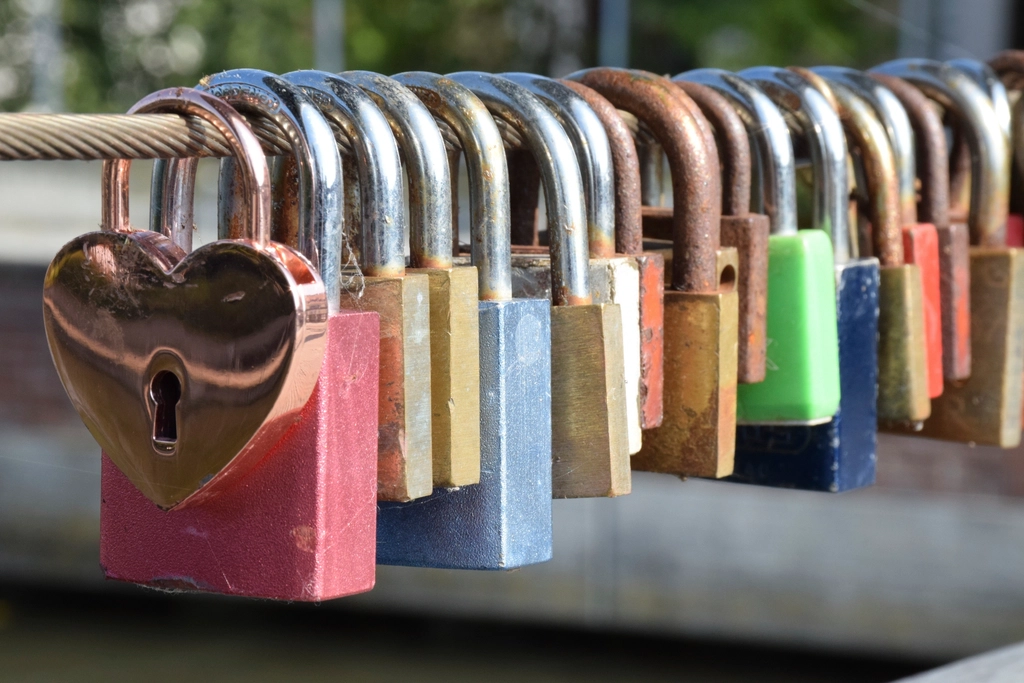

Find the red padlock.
xmin=872 ymin=73 xmax=972 ymax=384
xmin=100 ymin=79 xmax=379 ymax=601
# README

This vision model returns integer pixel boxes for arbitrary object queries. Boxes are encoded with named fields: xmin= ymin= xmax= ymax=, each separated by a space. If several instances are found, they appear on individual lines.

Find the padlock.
xmin=989 ymin=51 xmax=1024 ymax=247
xmin=670 ymin=80 xmax=770 ymax=384
xmin=683 ymin=69 xmax=879 ymax=492
xmin=453 ymin=72 xmax=630 ymax=498
xmin=500 ymin=73 xmax=643 ymax=456
xmin=325 ymin=71 xmax=480 ymax=490
xmin=78 ymin=87 xmax=378 ymax=600
xmin=812 ymin=67 xmax=944 ymax=400
xmin=871 ymin=72 xmax=973 ymax=383
xmin=251 ymin=71 xmax=426 ymax=502
xmin=559 ymin=78 xmax=666 ymax=429
xmin=377 ymin=71 xmax=553 ymax=568
xmin=570 ymin=67 xmax=737 ymax=478
xmin=819 ymin=77 xmax=932 ymax=426
xmin=874 ymin=59 xmax=1024 ymax=446
xmin=726 ymin=67 xmax=842 ymax=425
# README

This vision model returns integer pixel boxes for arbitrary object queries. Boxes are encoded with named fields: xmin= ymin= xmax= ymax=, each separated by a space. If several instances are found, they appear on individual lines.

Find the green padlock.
xmin=731 ymin=67 xmax=843 ymax=424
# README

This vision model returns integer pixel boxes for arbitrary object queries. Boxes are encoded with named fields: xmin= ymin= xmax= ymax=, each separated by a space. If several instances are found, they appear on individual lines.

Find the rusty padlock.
xmin=560 ymin=78 xmax=666 ymax=430
xmin=503 ymin=72 xmax=644 ymax=455
xmin=814 ymin=68 xmax=945 ymax=400
xmin=874 ymin=59 xmax=1024 ymax=446
xmin=684 ymin=69 xmax=879 ymax=491
xmin=871 ymin=72 xmax=973 ymax=383
xmin=378 ymin=72 xmax=553 ymax=568
xmin=671 ymin=80 xmax=770 ymax=384
xmin=92 ymin=87 xmax=379 ymax=600
xmin=332 ymin=71 xmax=481 ymax=490
xmin=454 ymin=71 xmax=630 ymax=498
xmin=570 ymin=67 xmax=737 ymax=478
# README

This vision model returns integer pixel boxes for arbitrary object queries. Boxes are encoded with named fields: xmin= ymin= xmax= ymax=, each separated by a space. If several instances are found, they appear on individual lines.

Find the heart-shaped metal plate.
xmin=43 ymin=229 xmax=327 ymax=510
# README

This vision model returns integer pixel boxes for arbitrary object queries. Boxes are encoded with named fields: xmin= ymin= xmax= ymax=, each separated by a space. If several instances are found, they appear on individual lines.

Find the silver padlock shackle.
xmin=948 ymin=58 xmax=1013 ymax=142
xmin=815 ymin=67 xmax=918 ymax=228
xmin=284 ymin=70 xmax=405 ymax=279
xmin=152 ymin=69 xmax=342 ymax=307
xmin=502 ymin=73 xmax=616 ymax=260
xmin=872 ymin=59 xmax=1011 ymax=247
xmin=342 ymin=71 xmax=453 ymax=269
xmin=451 ymin=71 xmax=591 ymax=306
xmin=393 ymin=71 xmax=512 ymax=302
xmin=677 ymin=68 xmax=797 ymax=237
xmin=112 ymin=88 xmax=271 ymax=244
xmin=741 ymin=66 xmax=853 ymax=263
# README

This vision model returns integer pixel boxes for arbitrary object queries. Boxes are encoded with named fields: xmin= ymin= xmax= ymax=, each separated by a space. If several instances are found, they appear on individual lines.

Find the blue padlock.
xmin=376 ymin=72 xmax=553 ymax=570
xmin=683 ymin=68 xmax=880 ymax=492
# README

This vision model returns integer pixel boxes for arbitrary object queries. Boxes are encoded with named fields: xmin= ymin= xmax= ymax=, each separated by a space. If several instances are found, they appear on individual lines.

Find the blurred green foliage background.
xmin=0 ymin=0 xmax=898 ymax=112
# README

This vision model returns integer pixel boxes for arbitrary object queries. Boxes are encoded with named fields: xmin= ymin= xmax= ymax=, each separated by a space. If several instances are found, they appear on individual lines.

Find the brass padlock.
xmin=504 ymin=72 xmax=644 ymax=455
xmin=453 ymin=71 xmax=631 ymax=498
xmin=874 ymin=59 xmax=1024 ymax=446
xmin=570 ymin=67 xmax=737 ymax=478
xmin=312 ymin=72 xmax=435 ymax=500
xmin=672 ymin=79 xmax=770 ymax=384
xmin=815 ymin=67 xmax=946 ymax=400
xmin=559 ymin=78 xmax=667 ymax=430
xmin=871 ymin=72 xmax=973 ymax=383
xmin=340 ymin=71 xmax=482 ymax=489
xmin=822 ymin=79 xmax=931 ymax=425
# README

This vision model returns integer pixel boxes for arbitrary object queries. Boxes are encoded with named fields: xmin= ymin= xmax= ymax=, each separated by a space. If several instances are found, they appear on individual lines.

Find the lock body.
xmin=339 ymin=275 xmax=433 ymax=501
xmin=407 ymin=265 xmax=482 ymax=487
xmin=721 ymin=214 xmax=771 ymax=384
xmin=588 ymin=256 xmax=643 ymax=454
xmin=736 ymin=230 xmax=841 ymax=424
xmin=101 ymin=312 xmax=380 ymax=600
xmin=376 ymin=298 xmax=553 ymax=569
xmin=634 ymin=287 xmax=739 ymax=477
xmin=512 ymin=250 xmax=643 ymax=457
xmin=635 ymin=252 xmax=666 ymax=428
xmin=902 ymin=223 xmax=944 ymax=397
xmin=937 ymin=222 xmax=973 ymax=380
xmin=731 ymin=259 xmax=880 ymax=491
xmin=877 ymin=264 xmax=931 ymax=425
xmin=550 ymin=303 xmax=631 ymax=497
xmin=916 ymin=248 xmax=1024 ymax=446
xmin=511 ymin=253 xmax=633 ymax=496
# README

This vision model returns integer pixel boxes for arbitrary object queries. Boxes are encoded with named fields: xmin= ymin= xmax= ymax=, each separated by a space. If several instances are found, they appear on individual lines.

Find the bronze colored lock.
xmin=874 ymin=59 xmax=1024 ymax=446
xmin=453 ymin=71 xmax=630 ymax=498
xmin=570 ymin=67 xmax=737 ymax=478
xmin=341 ymin=71 xmax=482 ymax=490
xmin=560 ymin=78 xmax=667 ymax=429
xmin=503 ymin=73 xmax=644 ymax=455
xmin=673 ymin=80 xmax=770 ymax=384
xmin=823 ymin=80 xmax=931 ymax=425
xmin=871 ymin=73 xmax=973 ymax=383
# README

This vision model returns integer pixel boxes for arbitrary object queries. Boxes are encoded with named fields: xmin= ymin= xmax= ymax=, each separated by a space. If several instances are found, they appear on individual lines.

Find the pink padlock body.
xmin=100 ymin=311 xmax=380 ymax=601
xmin=903 ymin=223 xmax=944 ymax=399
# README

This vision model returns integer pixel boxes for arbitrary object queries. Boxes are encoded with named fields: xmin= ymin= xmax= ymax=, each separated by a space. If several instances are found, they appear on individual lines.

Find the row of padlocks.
xmin=34 ymin=54 xmax=1024 ymax=601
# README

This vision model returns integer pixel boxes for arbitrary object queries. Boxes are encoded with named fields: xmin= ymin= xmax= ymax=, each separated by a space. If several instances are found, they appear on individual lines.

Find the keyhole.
xmin=151 ymin=370 xmax=182 ymax=453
